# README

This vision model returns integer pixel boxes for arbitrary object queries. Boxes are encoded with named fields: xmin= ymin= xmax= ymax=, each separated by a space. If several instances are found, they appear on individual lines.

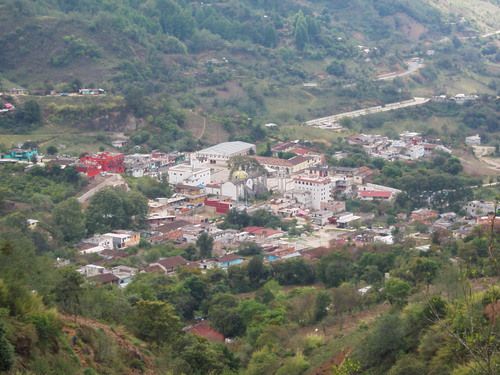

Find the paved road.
xmin=376 ymin=59 xmax=425 ymax=81
xmin=305 ymin=97 xmax=430 ymax=128
xmin=77 ymin=174 xmax=129 ymax=204
xmin=461 ymin=29 xmax=500 ymax=40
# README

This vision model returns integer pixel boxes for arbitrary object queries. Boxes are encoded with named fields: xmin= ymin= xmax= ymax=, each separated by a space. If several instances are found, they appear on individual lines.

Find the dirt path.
xmin=197 ymin=115 xmax=207 ymax=140
xmin=455 ymin=150 xmax=500 ymax=177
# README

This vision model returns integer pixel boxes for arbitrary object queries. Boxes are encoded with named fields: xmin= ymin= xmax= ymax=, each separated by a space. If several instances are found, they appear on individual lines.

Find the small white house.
xmin=465 ymin=134 xmax=481 ymax=146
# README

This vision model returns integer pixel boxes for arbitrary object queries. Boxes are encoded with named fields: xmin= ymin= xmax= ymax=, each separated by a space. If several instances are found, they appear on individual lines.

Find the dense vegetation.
xmin=1 ymin=198 xmax=498 ymax=374
xmin=0 ymin=0 xmax=458 ymax=150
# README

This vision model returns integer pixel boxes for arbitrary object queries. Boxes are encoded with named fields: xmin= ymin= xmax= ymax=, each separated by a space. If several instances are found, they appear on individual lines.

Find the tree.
xmin=196 ymin=232 xmax=213 ymax=259
xmin=326 ymin=61 xmax=346 ymax=77
xmin=125 ymin=86 xmax=146 ymax=117
xmin=384 ymin=278 xmax=411 ymax=307
xmin=354 ymin=314 xmax=405 ymax=369
xmin=272 ymin=258 xmax=315 ymax=285
xmin=46 ymin=145 xmax=58 ymax=155
xmin=208 ymin=294 xmax=244 ymax=338
xmin=53 ymin=268 xmax=84 ymax=320
xmin=53 ymin=198 xmax=86 ymax=242
xmin=237 ymin=242 xmax=262 ymax=256
xmin=294 ymin=11 xmax=309 ymax=50
xmin=247 ymin=256 xmax=267 ymax=287
xmin=20 ymin=100 xmax=42 ymax=124
xmin=317 ymin=252 xmax=354 ymax=287
xmin=314 ymin=290 xmax=331 ymax=322
xmin=246 ymin=346 xmax=280 ymax=375
xmin=0 ymin=321 xmax=14 ymax=372
xmin=411 ymin=258 xmax=439 ymax=287
xmin=132 ymin=300 xmax=181 ymax=346
xmin=183 ymin=244 xmax=198 ymax=261
xmin=86 ymin=188 xmax=147 ymax=234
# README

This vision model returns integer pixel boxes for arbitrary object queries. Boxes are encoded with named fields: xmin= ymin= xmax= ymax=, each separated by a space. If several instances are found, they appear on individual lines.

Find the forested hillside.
xmin=1 ymin=0 xmax=498 ymax=152
xmin=0 ymin=0 xmax=446 ymax=89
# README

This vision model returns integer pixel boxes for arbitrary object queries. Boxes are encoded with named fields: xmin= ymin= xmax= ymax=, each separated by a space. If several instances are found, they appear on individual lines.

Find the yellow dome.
xmin=232 ymin=170 xmax=248 ymax=180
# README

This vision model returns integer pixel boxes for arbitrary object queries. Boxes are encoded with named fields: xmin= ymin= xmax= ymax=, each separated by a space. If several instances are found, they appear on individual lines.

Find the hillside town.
xmin=2 ymin=136 xmax=497 ymax=288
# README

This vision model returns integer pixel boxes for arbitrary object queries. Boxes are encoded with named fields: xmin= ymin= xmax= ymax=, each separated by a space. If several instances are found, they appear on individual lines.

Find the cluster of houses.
xmin=431 ymin=93 xmax=479 ymax=104
xmin=347 ymin=131 xmax=451 ymax=161
xmin=2 ymin=87 xmax=106 ymax=97
xmin=5 ymin=137 xmax=494 ymax=293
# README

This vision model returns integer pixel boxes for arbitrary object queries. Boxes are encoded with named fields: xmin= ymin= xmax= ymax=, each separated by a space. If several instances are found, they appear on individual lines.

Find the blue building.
xmin=1 ymin=148 xmax=38 ymax=162
xmin=217 ymin=254 xmax=244 ymax=269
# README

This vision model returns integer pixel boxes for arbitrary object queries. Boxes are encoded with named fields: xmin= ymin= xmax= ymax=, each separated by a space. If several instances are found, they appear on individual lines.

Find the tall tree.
xmin=53 ymin=268 xmax=84 ymax=320
xmin=294 ymin=11 xmax=309 ymax=50
xmin=196 ymin=232 xmax=213 ymax=259
xmin=132 ymin=300 xmax=181 ymax=346
xmin=53 ymin=198 xmax=86 ymax=242
xmin=0 ymin=321 xmax=14 ymax=372
xmin=247 ymin=256 xmax=267 ymax=287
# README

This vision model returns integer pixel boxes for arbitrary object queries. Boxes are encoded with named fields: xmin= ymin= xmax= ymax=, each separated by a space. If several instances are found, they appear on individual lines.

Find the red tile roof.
xmin=358 ymin=190 xmax=392 ymax=198
xmin=186 ymin=321 xmax=224 ymax=342
xmin=252 ymin=156 xmax=294 ymax=167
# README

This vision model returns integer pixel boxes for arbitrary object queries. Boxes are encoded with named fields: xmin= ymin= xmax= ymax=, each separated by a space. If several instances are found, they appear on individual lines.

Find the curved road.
xmin=376 ymin=59 xmax=425 ymax=81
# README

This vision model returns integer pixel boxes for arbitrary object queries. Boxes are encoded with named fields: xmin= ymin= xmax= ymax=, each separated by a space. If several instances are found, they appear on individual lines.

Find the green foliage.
xmin=196 ymin=232 xmax=214 ymax=259
xmin=85 ymin=188 xmax=147 ymax=233
xmin=52 ymin=268 xmax=84 ymax=317
xmin=50 ymin=35 xmax=100 ymax=67
xmin=275 ymin=352 xmax=309 ymax=375
xmin=208 ymin=294 xmax=245 ymax=338
xmin=0 ymin=164 xmax=82 ymax=204
xmin=332 ymin=358 xmax=361 ymax=375
xmin=0 ymin=320 xmax=14 ymax=372
xmin=219 ymin=208 xmax=285 ymax=230
xmin=354 ymin=313 xmax=405 ymax=370
xmin=271 ymin=258 xmax=316 ymax=286
xmin=132 ymin=300 xmax=181 ymax=345
xmin=317 ymin=252 xmax=355 ymax=287
xmin=384 ymin=277 xmax=411 ymax=307
xmin=173 ymin=334 xmax=239 ymax=374
xmin=314 ymin=290 xmax=331 ymax=322
xmin=0 ymin=100 xmax=42 ymax=133
xmin=237 ymin=242 xmax=263 ymax=256
xmin=53 ymin=198 xmax=86 ymax=242
xmin=46 ymin=145 xmax=58 ymax=155
xmin=245 ymin=346 xmax=280 ymax=375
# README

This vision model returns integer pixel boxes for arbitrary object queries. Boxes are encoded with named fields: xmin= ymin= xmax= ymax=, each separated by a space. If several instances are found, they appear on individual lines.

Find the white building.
xmin=78 ymin=264 xmax=107 ymax=277
xmin=406 ymin=145 xmax=425 ymax=160
xmin=193 ymin=141 xmax=256 ymax=165
xmin=465 ymin=134 xmax=481 ymax=146
xmin=464 ymin=200 xmax=495 ymax=217
xmin=167 ymin=163 xmax=211 ymax=187
xmin=293 ymin=176 xmax=332 ymax=210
